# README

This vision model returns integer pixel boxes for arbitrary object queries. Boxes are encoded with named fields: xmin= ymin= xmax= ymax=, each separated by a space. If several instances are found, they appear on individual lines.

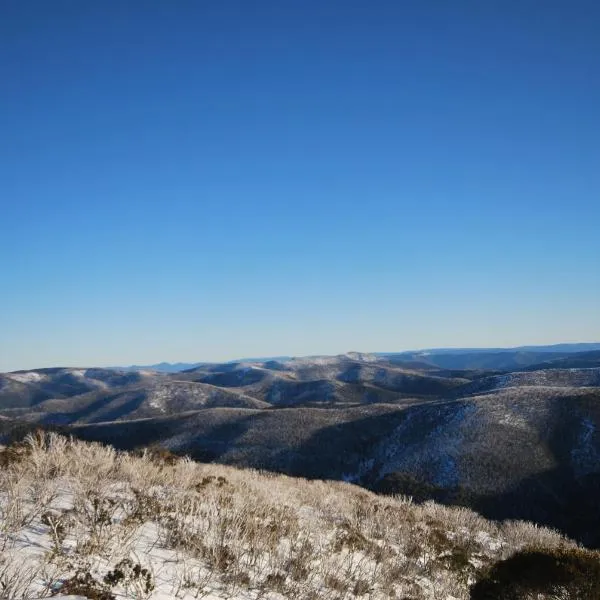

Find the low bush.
xmin=52 ymin=570 xmax=115 ymax=600
xmin=470 ymin=546 xmax=600 ymax=599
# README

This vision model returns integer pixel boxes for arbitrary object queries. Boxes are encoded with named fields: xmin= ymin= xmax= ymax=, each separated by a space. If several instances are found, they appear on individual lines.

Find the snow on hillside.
xmin=0 ymin=433 xmax=575 ymax=600
xmin=459 ymin=368 xmax=600 ymax=396
xmin=4 ymin=367 xmax=161 ymax=397
xmin=370 ymin=402 xmax=477 ymax=487
xmin=571 ymin=418 xmax=600 ymax=478
xmin=345 ymin=383 xmax=600 ymax=497
xmin=6 ymin=371 xmax=48 ymax=384
xmin=144 ymin=381 xmax=269 ymax=412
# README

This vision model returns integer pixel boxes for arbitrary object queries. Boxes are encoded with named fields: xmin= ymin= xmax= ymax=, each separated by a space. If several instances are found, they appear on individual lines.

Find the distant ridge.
xmin=115 ymin=357 xmax=294 ymax=372
xmin=379 ymin=342 xmax=600 ymax=356
xmin=115 ymin=345 xmax=600 ymax=373
xmin=114 ymin=361 xmax=205 ymax=373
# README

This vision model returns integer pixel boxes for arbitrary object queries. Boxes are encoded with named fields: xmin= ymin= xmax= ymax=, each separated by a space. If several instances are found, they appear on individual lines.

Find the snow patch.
xmin=7 ymin=371 xmax=46 ymax=384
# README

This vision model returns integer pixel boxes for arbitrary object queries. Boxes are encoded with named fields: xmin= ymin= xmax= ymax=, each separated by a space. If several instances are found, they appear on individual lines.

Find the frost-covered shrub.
xmin=0 ymin=433 xmax=584 ymax=600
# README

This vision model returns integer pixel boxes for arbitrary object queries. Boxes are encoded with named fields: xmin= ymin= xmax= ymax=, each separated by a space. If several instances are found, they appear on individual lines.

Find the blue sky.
xmin=1 ymin=1 xmax=599 ymax=371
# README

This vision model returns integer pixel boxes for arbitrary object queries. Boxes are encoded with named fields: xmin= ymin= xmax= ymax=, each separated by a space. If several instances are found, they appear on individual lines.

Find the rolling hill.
xmin=1 ymin=347 xmax=600 ymax=547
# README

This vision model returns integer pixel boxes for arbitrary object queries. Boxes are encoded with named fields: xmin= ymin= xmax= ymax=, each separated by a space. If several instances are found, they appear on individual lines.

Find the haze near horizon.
xmin=1 ymin=1 xmax=599 ymax=372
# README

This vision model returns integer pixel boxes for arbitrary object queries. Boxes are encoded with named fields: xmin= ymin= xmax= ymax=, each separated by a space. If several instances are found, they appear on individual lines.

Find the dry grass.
xmin=0 ymin=432 xmax=587 ymax=599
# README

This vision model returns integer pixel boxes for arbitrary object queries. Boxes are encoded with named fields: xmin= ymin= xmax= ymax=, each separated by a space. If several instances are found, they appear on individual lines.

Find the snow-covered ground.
xmin=0 ymin=433 xmax=575 ymax=600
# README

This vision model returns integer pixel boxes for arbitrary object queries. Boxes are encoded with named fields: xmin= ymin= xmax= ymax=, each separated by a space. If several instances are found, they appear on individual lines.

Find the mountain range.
xmin=1 ymin=345 xmax=600 ymax=547
xmin=112 ymin=343 xmax=600 ymax=373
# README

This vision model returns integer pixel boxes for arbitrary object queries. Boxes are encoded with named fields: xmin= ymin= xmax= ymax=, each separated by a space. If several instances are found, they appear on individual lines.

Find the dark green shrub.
xmin=104 ymin=558 xmax=154 ymax=595
xmin=52 ymin=570 xmax=115 ymax=600
xmin=470 ymin=546 xmax=600 ymax=599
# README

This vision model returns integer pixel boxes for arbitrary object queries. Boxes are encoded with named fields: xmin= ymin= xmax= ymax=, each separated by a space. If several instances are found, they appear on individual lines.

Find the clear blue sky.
xmin=1 ymin=1 xmax=599 ymax=371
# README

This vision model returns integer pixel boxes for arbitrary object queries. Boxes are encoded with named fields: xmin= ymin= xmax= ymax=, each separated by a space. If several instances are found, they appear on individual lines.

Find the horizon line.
xmin=4 ymin=340 xmax=600 ymax=373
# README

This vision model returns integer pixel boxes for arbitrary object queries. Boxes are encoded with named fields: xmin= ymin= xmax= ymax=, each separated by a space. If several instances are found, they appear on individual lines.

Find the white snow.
xmin=0 ymin=434 xmax=577 ymax=600
xmin=7 ymin=371 xmax=47 ymax=384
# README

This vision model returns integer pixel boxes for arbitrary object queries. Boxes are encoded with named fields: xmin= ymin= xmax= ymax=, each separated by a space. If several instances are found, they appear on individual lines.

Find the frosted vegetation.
xmin=0 ymin=433 xmax=594 ymax=599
